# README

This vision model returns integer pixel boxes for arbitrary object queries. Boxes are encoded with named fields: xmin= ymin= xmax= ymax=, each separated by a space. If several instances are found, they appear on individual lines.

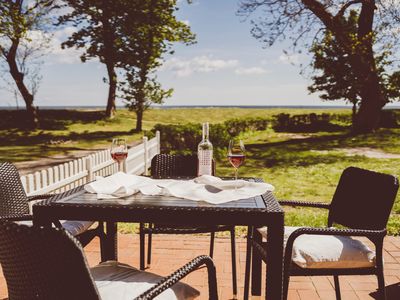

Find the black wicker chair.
xmin=244 ymin=166 xmax=399 ymax=300
xmin=0 ymin=161 xmax=106 ymax=260
xmin=0 ymin=221 xmax=218 ymax=300
xmin=140 ymin=153 xmax=237 ymax=298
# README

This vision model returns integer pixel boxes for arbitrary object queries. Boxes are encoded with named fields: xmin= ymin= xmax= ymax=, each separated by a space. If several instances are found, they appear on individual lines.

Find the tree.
xmin=118 ymin=0 xmax=195 ymax=131
xmin=308 ymin=10 xmax=400 ymax=124
xmin=58 ymin=0 xmax=125 ymax=118
xmin=239 ymin=0 xmax=400 ymax=133
xmin=0 ymin=0 xmax=54 ymax=128
xmin=120 ymin=75 xmax=173 ymax=131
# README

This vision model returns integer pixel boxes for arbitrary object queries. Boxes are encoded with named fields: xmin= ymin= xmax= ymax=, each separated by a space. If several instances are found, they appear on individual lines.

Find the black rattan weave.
xmin=0 ymin=162 xmax=31 ymax=219
xmin=244 ymin=166 xmax=399 ymax=300
xmin=0 ymin=221 xmax=100 ymax=300
xmin=0 ymin=162 xmax=105 ymax=257
xmin=141 ymin=154 xmax=237 ymax=297
xmin=0 ymin=221 xmax=218 ymax=300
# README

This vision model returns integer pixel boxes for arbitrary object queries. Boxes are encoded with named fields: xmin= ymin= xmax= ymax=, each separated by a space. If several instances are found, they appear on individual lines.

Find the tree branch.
xmin=302 ymin=0 xmax=335 ymax=29
xmin=336 ymin=0 xmax=363 ymax=18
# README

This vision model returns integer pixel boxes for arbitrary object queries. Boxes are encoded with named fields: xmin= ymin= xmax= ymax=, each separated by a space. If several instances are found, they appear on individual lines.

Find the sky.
xmin=0 ymin=0 xmax=351 ymax=108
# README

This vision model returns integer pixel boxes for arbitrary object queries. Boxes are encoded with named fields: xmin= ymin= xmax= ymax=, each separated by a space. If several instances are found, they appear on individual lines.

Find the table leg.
xmin=251 ymin=227 xmax=262 ymax=297
xmin=244 ymin=226 xmax=253 ymax=300
xmin=104 ymin=221 xmax=118 ymax=261
xmin=265 ymin=218 xmax=284 ymax=300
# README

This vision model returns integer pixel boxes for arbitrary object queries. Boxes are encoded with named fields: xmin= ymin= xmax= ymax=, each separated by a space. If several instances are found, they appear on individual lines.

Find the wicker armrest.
xmin=27 ymin=194 xmax=53 ymax=202
xmin=278 ymin=200 xmax=330 ymax=209
xmin=135 ymin=255 xmax=218 ymax=300
xmin=288 ymin=227 xmax=386 ymax=239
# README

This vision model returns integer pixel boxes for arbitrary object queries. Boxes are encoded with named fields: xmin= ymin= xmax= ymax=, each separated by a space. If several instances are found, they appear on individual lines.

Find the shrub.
xmin=272 ymin=113 xmax=344 ymax=132
xmin=152 ymin=117 xmax=269 ymax=156
xmin=224 ymin=117 xmax=269 ymax=136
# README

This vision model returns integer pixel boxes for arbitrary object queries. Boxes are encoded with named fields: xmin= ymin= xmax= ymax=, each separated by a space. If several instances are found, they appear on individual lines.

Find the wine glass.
xmin=228 ymin=139 xmax=245 ymax=189
xmin=111 ymin=138 xmax=128 ymax=172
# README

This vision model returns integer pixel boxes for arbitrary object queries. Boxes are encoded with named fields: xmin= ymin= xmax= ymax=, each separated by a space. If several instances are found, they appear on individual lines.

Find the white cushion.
xmin=16 ymin=220 xmax=94 ymax=237
xmin=91 ymin=261 xmax=200 ymax=300
xmin=257 ymin=226 xmax=376 ymax=269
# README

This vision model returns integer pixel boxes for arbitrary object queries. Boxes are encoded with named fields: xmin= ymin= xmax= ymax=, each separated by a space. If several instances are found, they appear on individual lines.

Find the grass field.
xmin=2 ymin=107 xmax=400 ymax=234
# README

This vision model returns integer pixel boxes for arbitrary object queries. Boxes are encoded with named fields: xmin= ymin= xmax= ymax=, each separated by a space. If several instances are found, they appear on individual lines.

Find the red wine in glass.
xmin=228 ymin=154 xmax=245 ymax=168
xmin=111 ymin=138 xmax=128 ymax=172
xmin=111 ymin=152 xmax=128 ymax=163
xmin=228 ymin=140 xmax=245 ymax=189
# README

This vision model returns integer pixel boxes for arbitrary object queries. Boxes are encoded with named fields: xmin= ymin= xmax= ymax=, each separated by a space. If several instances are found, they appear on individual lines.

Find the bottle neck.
xmin=202 ymin=122 xmax=209 ymax=141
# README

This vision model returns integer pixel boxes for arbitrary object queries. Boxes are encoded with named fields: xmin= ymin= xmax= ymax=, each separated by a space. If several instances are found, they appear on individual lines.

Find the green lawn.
xmin=2 ymin=107 xmax=400 ymax=234
xmin=216 ymin=127 xmax=400 ymax=234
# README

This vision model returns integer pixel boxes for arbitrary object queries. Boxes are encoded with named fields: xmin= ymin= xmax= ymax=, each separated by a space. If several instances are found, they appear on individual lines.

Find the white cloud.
xmin=182 ymin=20 xmax=190 ymax=26
xmin=161 ymin=55 xmax=239 ymax=77
xmin=235 ymin=67 xmax=268 ymax=75
xmin=47 ymin=27 xmax=85 ymax=64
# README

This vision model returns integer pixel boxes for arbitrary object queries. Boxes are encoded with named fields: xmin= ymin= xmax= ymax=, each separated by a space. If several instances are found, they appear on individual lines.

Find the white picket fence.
xmin=21 ymin=131 xmax=161 ymax=197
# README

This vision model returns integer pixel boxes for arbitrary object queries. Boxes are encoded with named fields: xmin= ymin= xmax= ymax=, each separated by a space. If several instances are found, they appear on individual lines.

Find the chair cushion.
xmin=16 ymin=220 xmax=94 ymax=237
xmin=91 ymin=261 xmax=200 ymax=300
xmin=257 ymin=226 xmax=376 ymax=269
xmin=60 ymin=220 xmax=94 ymax=236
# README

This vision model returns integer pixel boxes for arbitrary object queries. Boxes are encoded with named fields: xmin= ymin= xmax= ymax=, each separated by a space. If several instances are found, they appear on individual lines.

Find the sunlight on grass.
xmin=2 ymin=108 xmax=400 ymax=234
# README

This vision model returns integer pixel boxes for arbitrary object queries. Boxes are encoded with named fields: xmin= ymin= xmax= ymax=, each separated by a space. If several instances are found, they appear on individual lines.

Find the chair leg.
xmin=139 ymin=223 xmax=145 ymax=270
xmin=333 ymin=275 xmax=341 ymax=300
xmin=98 ymin=222 xmax=106 ymax=263
xmin=147 ymin=229 xmax=152 ymax=268
xmin=209 ymin=231 xmax=215 ymax=258
xmin=377 ymin=270 xmax=386 ymax=300
xmin=283 ymin=272 xmax=290 ymax=300
xmin=244 ymin=226 xmax=252 ymax=300
xmin=376 ymin=240 xmax=386 ymax=300
xmin=230 ymin=227 xmax=237 ymax=299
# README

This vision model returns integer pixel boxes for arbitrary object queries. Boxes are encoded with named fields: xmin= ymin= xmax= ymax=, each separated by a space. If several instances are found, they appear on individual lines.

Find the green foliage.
xmin=152 ymin=117 xmax=269 ymax=157
xmin=58 ymin=0 xmax=122 ymax=64
xmin=272 ymin=111 xmax=399 ymax=132
xmin=272 ymin=113 xmax=345 ymax=132
xmin=120 ymin=76 xmax=173 ymax=112
xmin=224 ymin=118 xmax=268 ymax=136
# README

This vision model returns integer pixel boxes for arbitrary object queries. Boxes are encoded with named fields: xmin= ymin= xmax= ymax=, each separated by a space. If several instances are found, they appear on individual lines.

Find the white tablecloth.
xmin=84 ymin=172 xmax=274 ymax=205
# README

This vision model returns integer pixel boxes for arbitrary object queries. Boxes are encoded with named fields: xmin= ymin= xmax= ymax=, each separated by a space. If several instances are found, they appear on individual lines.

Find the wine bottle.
xmin=197 ymin=122 xmax=213 ymax=176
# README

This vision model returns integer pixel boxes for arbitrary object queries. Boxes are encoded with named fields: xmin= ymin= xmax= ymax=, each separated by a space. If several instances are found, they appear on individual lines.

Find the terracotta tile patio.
xmin=1 ymin=234 xmax=400 ymax=299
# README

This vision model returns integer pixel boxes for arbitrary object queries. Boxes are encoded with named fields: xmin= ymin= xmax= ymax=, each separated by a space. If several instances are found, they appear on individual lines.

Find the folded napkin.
xmin=84 ymin=172 xmax=157 ymax=199
xmin=85 ymin=173 xmax=274 ymax=204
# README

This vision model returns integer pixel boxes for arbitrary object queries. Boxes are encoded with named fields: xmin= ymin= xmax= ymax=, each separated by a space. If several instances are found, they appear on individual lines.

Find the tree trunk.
xmin=135 ymin=109 xmax=143 ymax=132
xmin=7 ymin=42 xmax=39 ymax=129
xmin=351 ymin=102 xmax=357 ymax=125
xmin=105 ymin=62 xmax=117 ymax=118
xmin=352 ymin=64 xmax=384 ymax=132
xmin=102 ymin=0 xmax=117 ymax=119
xmin=351 ymin=0 xmax=385 ymax=133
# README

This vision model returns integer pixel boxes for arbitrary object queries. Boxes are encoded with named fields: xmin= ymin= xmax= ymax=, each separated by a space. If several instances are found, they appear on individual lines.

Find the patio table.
xmin=32 ymin=177 xmax=284 ymax=300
